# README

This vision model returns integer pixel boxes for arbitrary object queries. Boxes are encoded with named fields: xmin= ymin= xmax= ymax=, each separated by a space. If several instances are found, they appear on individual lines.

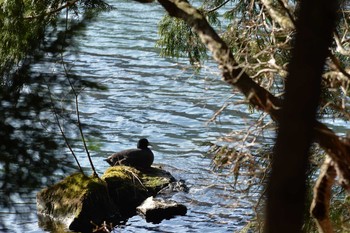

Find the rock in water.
xmin=137 ymin=196 xmax=187 ymax=224
xmin=37 ymin=166 xmax=178 ymax=232
xmin=36 ymin=173 xmax=119 ymax=232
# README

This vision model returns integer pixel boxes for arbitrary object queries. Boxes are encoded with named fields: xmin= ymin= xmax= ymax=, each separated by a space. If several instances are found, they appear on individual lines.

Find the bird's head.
xmin=137 ymin=138 xmax=150 ymax=149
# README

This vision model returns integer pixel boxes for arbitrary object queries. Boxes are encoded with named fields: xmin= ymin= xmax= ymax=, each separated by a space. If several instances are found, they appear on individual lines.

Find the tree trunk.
xmin=264 ymin=0 xmax=339 ymax=232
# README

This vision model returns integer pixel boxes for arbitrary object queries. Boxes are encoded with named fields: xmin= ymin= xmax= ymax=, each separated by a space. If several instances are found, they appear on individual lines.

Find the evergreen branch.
xmin=24 ymin=0 xmax=80 ymax=20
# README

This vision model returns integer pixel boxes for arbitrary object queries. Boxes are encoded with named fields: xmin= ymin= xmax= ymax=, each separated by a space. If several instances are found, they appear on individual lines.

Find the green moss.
xmin=140 ymin=168 xmax=174 ymax=191
xmin=102 ymin=166 xmax=141 ymax=182
xmin=102 ymin=166 xmax=147 ymax=196
xmin=38 ymin=172 xmax=106 ymax=217
xmin=102 ymin=166 xmax=175 ymax=200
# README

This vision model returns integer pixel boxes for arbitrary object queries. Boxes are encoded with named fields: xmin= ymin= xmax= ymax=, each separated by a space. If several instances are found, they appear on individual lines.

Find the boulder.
xmin=37 ymin=165 xmax=179 ymax=232
xmin=36 ymin=172 xmax=119 ymax=232
xmin=137 ymin=196 xmax=187 ymax=224
xmin=101 ymin=166 xmax=176 ymax=216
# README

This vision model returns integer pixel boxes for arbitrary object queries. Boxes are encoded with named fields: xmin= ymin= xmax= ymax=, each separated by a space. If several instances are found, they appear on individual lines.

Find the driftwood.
xmin=135 ymin=0 xmax=350 ymax=231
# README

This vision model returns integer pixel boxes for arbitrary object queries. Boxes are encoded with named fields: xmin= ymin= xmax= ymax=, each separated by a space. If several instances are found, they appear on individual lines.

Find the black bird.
xmin=104 ymin=138 xmax=154 ymax=168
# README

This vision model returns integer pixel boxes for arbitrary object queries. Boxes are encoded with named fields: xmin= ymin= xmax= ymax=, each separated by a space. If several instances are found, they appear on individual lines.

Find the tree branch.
xmin=158 ymin=0 xmax=282 ymax=118
xmin=152 ymin=0 xmax=350 ymax=188
xmin=24 ymin=0 xmax=80 ymax=20
xmin=133 ymin=0 xmax=350 ymax=231
xmin=310 ymin=156 xmax=337 ymax=233
xmin=207 ymin=0 xmax=230 ymax=14
xmin=261 ymin=0 xmax=295 ymax=29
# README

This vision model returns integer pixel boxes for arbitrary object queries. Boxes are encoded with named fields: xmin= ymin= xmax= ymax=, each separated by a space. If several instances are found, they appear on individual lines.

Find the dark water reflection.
xmin=4 ymin=1 xmax=273 ymax=232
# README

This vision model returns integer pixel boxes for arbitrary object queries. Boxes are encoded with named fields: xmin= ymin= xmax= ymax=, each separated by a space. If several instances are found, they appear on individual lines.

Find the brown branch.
xmin=157 ymin=0 xmax=282 ymax=118
xmin=152 ymin=0 xmax=350 ymax=187
xmin=261 ymin=0 xmax=295 ymax=29
xmin=310 ymin=156 xmax=337 ymax=233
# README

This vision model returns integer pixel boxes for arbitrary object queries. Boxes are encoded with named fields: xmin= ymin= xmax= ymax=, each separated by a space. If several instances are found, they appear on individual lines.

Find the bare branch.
xmin=60 ymin=55 xmax=99 ymax=178
xmin=158 ymin=0 xmax=282 ymax=117
xmin=48 ymin=86 xmax=85 ymax=175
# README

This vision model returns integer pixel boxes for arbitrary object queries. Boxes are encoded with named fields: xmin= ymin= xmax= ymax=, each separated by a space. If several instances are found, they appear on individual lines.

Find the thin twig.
xmin=207 ymin=0 xmax=230 ymax=13
xmin=48 ymin=85 xmax=85 ymax=174
xmin=124 ymin=167 xmax=148 ymax=191
xmin=63 ymin=63 xmax=99 ymax=177
xmin=59 ymin=8 xmax=99 ymax=178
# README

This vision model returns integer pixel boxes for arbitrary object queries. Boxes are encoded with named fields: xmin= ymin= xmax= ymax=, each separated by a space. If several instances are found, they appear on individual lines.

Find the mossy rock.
xmin=37 ymin=172 xmax=119 ymax=232
xmin=37 ymin=166 xmax=176 ymax=232
xmin=101 ymin=166 xmax=175 ymax=216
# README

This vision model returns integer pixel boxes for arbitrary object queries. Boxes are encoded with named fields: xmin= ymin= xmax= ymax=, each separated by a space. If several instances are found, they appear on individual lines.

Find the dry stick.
xmin=48 ymin=86 xmax=85 ymax=175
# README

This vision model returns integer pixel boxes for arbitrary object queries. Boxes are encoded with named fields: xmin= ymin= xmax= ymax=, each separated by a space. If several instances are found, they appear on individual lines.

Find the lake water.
xmin=3 ymin=0 xmax=349 ymax=232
